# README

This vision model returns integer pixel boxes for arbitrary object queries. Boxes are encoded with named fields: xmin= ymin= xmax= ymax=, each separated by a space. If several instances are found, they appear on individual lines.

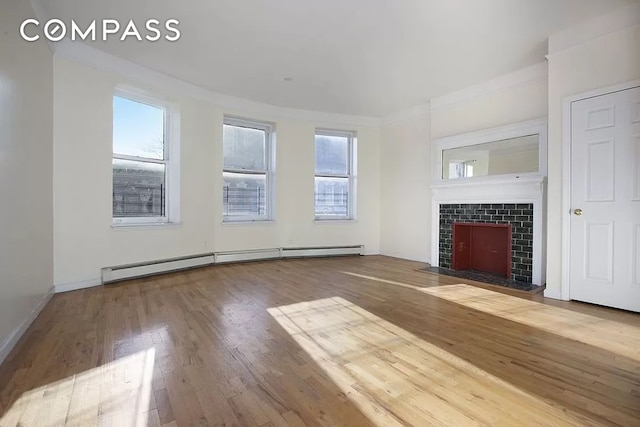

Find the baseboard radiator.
xmin=101 ymin=245 xmax=364 ymax=284
xmin=281 ymin=246 xmax=364 ymax=258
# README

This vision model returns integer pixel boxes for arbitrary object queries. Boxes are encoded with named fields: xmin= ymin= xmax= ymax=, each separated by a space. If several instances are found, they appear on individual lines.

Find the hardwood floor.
xmin=1 ymin=256 xmax=639 ymax=426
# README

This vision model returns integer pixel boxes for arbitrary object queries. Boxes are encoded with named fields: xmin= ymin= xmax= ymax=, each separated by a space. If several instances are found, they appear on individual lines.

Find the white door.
xmin=570 ymin=86 xmax=640 ymax=312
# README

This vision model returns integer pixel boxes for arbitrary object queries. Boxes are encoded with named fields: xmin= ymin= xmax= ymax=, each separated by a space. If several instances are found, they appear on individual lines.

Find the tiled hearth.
xmin=439 ymin=203 xmax=534 ymax=283
xmin=422 ymin=266 xmax=540 ymax=292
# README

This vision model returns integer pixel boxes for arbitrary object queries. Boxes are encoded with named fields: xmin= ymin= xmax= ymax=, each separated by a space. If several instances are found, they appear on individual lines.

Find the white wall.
xmin=380 ymin=114 xmax=431 ymax=262
xmin=546 ymin=8 xmax=640 ymax=299
xmin=0 ymin=0 xmax=53 ymax=357
xmin=53 ymin=57 xmax=381 ymax=287
xmin=431 ymin=78 xmax=548 ymax=140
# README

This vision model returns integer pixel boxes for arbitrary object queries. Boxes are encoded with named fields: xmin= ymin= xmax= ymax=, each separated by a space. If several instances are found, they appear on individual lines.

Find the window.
xmin=448 ymin=161 xmax=475 ymax=179
xmin=223 ymin=117 xmax=274 ymax=221
xmin=112 ymin=90 xmax=179 ymax=225
xmin=314 ymin=129 xmax=356 ymax=220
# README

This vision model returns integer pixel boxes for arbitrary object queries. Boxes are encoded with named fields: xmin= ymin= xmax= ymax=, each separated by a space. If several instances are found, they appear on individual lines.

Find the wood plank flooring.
xmin=0 ymin=256 xmax=639 ymax=426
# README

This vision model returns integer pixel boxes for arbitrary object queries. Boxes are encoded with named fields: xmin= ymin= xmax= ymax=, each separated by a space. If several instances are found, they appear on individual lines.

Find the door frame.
xmin=561 ymin=79 xmax=640 ymax=301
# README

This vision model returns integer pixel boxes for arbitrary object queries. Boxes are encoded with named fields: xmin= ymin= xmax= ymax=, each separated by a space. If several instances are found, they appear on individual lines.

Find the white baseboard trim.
xmin=379 ymin=250 xmax=429 ymax=263
xmin=53 ymin=246 xmax=366 ymax=291
xmin=543 ymin=288 xmax=564 ymax=301
xmin=0 ymin=286 xmax=54 ymax=365
xmin=54 ymin=278 xmax=102 ymax=294
xmin=103 ymin=255 xmax=215 ymax=283
xmin=281 ymin=245 xmax=364 ymax=258
xmin=215 ymin=249 xmax=281 ymax=264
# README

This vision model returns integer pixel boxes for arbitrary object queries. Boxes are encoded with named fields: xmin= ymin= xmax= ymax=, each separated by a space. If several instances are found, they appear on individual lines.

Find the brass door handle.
xmin=574 ymin=209 xmax=583 ymax=216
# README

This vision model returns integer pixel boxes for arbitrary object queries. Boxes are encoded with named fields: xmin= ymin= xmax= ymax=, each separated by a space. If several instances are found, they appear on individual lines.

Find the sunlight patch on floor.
xmin=1 ymin=348 xmax=155 ymax=427
xmin=421 ymin=284 xmax=640 ymax=362
xmin=343 ymin=271 xmax=640 ymax=362
xmin=268 ymin=297 xmax=587 ymax=426
xmin=342 ymin=272 xmax=421 ymax=291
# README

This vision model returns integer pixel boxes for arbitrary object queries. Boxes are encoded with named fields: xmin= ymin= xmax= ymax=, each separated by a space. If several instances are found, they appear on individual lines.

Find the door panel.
xmin=585 ymin=105 xmax=615 ymax=131
xmin=585 ymin=139 xmax=615 ymax=201
xmin=584 ymin=222 xmax=613 ymax=283
xmin=570 ymin=86 xmax=640 ymax=312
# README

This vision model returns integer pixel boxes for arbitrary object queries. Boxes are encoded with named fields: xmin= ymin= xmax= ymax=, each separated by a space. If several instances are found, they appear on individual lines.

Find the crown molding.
xmin=547 ymin=3 xmax=640 ymax=57
xmin=53 ymin=40 xmax=382 ymax=128
xmin=429 ymin=62 xmax=548 ymax=113
xmin=380 ymin=102 xmax=431 ymax=126
xmin=27 ymin=0 xmax=54 ymax=54
xmin=47 ymin=31 xmax=550 ymax=126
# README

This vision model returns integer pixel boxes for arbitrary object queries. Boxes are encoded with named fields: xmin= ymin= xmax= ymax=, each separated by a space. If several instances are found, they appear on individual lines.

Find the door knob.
xmin=574 ymin=208 xmax=583 ymax=216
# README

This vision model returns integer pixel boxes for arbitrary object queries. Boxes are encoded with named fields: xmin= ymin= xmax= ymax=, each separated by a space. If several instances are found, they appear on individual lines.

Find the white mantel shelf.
xmin=431 ymin=175 xmax=545 ymax=201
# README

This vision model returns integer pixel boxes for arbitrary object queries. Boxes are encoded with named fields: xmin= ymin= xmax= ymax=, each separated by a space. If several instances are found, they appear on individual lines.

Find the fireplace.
xmin=438 ymin=203 xmax=534 ymax=283
xmin=452 ymin=223 xmax=512 ymax=278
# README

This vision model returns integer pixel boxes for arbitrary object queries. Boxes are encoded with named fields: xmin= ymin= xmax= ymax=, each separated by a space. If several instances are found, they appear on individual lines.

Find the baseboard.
xmin=215 ymin=249 xmax=281 ymax=264
xmin=54 ymin=278 xmax=102 ymax=293
xmin=281 ymin=245 xmax=364 ymax=258
xmin=103 ymin=255 xmax=215 ymax=283
xmin=0 ymin=286 xmax=54 ymax=365
xmin=543 ymin=288 xmax=564 ymax=300
xmin=379 ymin=251 xmax=429 ymax=263
xmin=55 ymin=245 xmax=366 ymax=292
xmin=101 ymin=245 xmax=364 ymax=284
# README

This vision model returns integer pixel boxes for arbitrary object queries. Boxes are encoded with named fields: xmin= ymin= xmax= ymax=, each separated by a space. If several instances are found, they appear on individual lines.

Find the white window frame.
xmin=314 ymin=129 xmax=357 ymax=221
xmin=222 ymin=116 xmax=275 ymax=222
xmin=112 ymin=87 xmax=181 ymax=226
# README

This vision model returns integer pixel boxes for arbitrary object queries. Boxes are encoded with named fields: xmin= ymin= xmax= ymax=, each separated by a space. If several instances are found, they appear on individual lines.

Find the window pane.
xmin=113 ymin=159 xmax=166 ymax=217
xmin=113 ymin=96 xmax=165 ymax=159
xmin=315 ymin=134 xmax=349 ymax=175
xmin=223 ymin=124 xmax=266 ymax=170
xmin=223 ymin=172 xmax=267 ymax=217
xmin=315 ymin=177 xmax=349 ymax=217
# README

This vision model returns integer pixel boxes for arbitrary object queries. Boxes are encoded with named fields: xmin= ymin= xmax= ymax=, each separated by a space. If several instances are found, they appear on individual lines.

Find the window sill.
xmin=222 ymin=220 xmax=276 ymax=226
xmin=314 ymin=219 xmax=358 ymax=224
xmin=112 ymin=222 xmax=182 ymax=231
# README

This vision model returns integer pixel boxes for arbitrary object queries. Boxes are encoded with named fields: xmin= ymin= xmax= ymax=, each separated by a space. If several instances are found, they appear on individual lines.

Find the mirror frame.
xmin=433 ymin=118 xmax=548 ymax=184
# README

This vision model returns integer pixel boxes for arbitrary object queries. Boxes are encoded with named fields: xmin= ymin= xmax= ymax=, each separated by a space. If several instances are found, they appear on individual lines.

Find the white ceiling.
xmin=37 ymin=0 xmax=636 ymax=117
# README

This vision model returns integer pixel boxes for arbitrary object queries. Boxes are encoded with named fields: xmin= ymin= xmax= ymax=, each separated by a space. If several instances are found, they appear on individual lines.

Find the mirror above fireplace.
xmin=442 ymin=134 xmax=539 ymax=179
xmin=434 ymin=119 xmax=547 ymax=183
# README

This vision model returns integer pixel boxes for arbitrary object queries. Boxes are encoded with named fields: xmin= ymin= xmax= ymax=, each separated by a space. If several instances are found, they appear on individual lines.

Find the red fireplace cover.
xmin=452 ymin=223 xmax=512 ymax=278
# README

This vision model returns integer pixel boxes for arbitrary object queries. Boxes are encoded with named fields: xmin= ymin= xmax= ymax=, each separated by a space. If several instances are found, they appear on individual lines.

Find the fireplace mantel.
xmin=430 ymin=176 xmax=546 ymax=286
xmin=431 ymin=176 xmax=545 ymax=201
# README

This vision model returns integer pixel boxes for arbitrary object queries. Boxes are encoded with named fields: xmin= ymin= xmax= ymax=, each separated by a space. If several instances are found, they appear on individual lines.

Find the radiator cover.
xmin=100 ymin=245 xmax=364 ymax=284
